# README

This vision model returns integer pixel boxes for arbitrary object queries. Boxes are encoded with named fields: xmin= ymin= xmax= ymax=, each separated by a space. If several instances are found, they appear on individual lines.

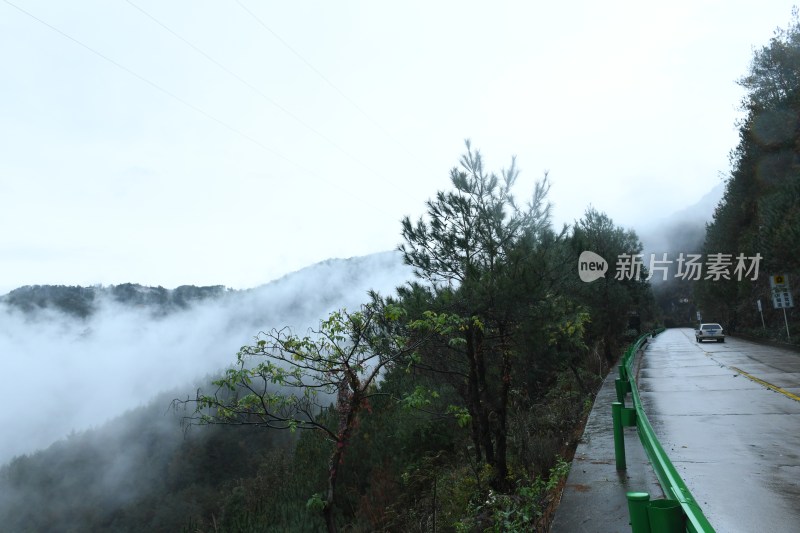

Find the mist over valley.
xmin=0 ymin=251 xmax=412 ymax=465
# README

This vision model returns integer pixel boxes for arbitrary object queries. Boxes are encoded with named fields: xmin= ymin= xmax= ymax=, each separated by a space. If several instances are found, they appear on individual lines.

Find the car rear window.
xmin=702 ymin=324 xmax=722 ymax=330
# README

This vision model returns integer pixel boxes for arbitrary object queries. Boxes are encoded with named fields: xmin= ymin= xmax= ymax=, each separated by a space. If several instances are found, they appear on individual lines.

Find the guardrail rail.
xmin=612 ymin=329 xmax=716 ymax=533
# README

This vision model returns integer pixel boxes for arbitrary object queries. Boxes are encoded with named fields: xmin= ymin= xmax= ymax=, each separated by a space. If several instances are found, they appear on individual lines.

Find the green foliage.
xmin=697 ymin=9 xmax=799 ymax=336
xmin=571 ymin=207 xmax=652 ymax=363
xmin=400 ymin=139 xmax=554 ymax=297
xmin=447 ymin=405 xmax=473 ymax=428
xmin=306 ymin=493 xmax=326 ymax=513
xmin=546 ymin=302 xmax=591 ymax=351
xmin=401 ymin=385 xmax=440 ymax=409
xmin=181 ymin=297 xmax=432 ymax=531
xmin=759 ymin=174 xmax=800 ymax=273
xmin=410 ymin=310 xmax=485 ymax=335
xmin=398 ymin=141 xmax=573 ymax=491
xmin=187 ymin=299 xmax=418 ymax=437
xmin=453 ymin=458 xmax=570 ymax=532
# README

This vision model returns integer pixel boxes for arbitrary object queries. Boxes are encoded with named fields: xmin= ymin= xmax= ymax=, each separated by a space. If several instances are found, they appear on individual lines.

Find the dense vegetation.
xmin=695 ymin=11 xmax=800 ymax=343
xmin=0 ymin=144 xmax=653 ymax=532
xmin=0 ymin=390 xmax=299 ymax=532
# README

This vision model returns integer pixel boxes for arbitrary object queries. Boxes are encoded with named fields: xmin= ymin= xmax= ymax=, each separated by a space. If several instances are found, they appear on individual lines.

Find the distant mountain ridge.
xmin=635 ymin=181 xmax=725 ymax=326
xmin=0 ymin=250 xmax=409 ymax=319
xmin=0 ymin=283 xmax=227 ymax=318
xmin=637 ymin=180 xmax=725 ymax=261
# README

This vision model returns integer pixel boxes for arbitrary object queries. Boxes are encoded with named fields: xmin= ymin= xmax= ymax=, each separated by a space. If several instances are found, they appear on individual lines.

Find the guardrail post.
xmin=621 ymin=406 xmax=637 ymax=426
xmin=647 ymin=499 xmax=684 ymax=533
xmin=626 ymin=492 xmax=651 ymax=533
xmin=612 ymin=401 xmax=626 ymax=470
xmin=616 ymin=378 xmax=631 ymax=403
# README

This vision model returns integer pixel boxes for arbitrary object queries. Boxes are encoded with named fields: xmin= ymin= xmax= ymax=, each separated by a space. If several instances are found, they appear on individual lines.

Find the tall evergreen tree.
xmin=398 ymin=141 xmax=561 ymax=489
xmin=571 ymin=208 xmax=651 ymax=362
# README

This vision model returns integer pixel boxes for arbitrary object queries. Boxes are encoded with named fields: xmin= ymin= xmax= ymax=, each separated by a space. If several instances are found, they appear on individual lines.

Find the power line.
xmin=123 ymin=0 xmax=385 ymax=180
xmin=234 ymin=0 xmax=407 ymax=150
xmin=2 ymin=0 xmax=366 ymax=201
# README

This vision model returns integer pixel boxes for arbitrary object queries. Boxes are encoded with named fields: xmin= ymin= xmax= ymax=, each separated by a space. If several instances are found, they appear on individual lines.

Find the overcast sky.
xmin=1 ymin=1 xmax=796 ymax=294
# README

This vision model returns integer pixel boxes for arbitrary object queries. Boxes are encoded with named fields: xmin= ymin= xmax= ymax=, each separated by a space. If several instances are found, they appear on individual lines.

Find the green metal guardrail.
xmin=612 ymin=329 xmax=716 ymax=533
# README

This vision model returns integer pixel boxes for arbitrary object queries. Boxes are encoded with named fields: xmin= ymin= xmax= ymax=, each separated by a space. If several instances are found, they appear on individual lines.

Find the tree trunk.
xmin=324 ymin=448 xmax=341 ymax=533
xmin=469 ymin=325 xmax=494 ymax=466
xmin=491 ymin=341 xmax=511 ymax=491
xmin=495 ymin=348 xmax=511 ymax=490
xmin=467 ymin=375 xmax=483 ymax=463
xmin=322 ymin=379 xmax=362 ymax=533
xmin=569 ymin=362 xmax=587 ymax=394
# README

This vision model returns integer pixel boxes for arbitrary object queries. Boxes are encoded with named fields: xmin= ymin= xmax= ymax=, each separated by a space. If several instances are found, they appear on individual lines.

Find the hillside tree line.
xmin=697 ymin=10 xmax=800 ymax=341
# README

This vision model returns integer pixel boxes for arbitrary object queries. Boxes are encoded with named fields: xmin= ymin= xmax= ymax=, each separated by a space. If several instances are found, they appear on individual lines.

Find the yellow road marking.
xmin=730 ymin=366 xmax=800 ymax=403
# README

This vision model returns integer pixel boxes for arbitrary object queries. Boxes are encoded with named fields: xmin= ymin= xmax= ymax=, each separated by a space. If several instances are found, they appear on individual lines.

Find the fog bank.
xmin=0 ymin=251 xmax=411 ymax=464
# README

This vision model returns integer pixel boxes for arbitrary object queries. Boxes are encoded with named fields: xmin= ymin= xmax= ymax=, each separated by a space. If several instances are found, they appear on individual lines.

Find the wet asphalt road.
xmin=638 ymin=329 xmax=800 ymax=532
